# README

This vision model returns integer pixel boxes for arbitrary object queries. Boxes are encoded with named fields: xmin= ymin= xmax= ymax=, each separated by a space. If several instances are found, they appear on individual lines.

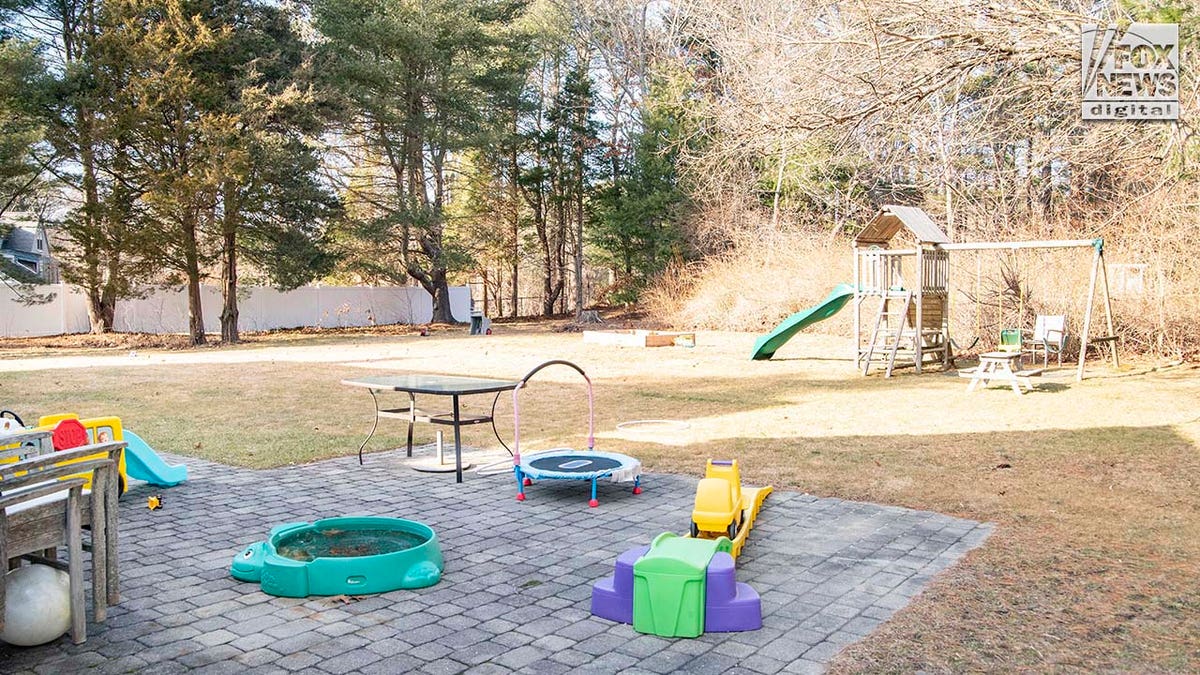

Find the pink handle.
xmin=511 ymin=360 xmax=594 ymax=465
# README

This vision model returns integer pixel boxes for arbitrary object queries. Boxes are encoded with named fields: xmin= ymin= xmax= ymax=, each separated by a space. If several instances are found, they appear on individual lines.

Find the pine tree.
xmin=313 ymin=0 xmax=526 ymax=323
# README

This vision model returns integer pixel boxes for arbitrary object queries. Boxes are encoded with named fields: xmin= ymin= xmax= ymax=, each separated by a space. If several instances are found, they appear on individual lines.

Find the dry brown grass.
xmin=1 ymin=325 xmax=1197 ymax=671
xmin=644 ymin=224 xmax=848 ymax=334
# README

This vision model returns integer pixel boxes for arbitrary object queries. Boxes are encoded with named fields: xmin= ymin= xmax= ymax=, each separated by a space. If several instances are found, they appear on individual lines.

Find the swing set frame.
xmin=941 ymin=239 xmax=1118 ymax=380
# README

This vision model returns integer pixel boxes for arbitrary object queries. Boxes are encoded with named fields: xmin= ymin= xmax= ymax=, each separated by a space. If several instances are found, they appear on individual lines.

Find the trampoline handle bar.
xmin=511 ymin=360 xmax=595 ymax=464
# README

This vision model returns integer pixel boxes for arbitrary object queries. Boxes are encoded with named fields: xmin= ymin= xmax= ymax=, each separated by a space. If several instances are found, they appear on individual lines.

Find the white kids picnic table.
xmin=965 ymin=351 xmax=1041 ymax=395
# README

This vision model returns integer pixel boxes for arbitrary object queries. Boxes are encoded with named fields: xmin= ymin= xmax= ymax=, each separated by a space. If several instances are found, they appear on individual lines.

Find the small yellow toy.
xmin=688 ymin=460 xmax=771 ymax=559
xmin=148 ymin=495 xmax=163 ymax=510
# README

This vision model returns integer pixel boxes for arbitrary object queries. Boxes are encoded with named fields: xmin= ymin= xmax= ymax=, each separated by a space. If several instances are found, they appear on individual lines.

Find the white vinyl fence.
xmin=0 ymin=284 xmax=471 ymax=338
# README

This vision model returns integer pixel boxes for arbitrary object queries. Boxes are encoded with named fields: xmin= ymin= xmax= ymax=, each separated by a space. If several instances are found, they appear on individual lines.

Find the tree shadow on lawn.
xmin=3 ymin=361 xmax=1191 ymax=474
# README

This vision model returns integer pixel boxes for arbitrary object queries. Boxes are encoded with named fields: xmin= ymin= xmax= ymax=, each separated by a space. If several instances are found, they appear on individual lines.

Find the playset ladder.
xmin=862 ymin=291 xmax=914 ymax=377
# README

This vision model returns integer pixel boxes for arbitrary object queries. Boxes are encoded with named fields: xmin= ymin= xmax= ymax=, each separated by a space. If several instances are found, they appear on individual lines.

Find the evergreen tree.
xmin=0 ymin=40 xmax=46 ymax=219
xmin=97 ymin=0 xmax=335 ymax=345
xmin=590 ymin=91 xmax=685 ymax=300
xmin=209 ymin=1 xmax=339 ymax=343
xmin=6 ymin=0 xmax=157 ymax=330
xmin=518 ymin=40 xmax=598 ymax=317
xmin=313 ymin=0 xmax=526 ymax=323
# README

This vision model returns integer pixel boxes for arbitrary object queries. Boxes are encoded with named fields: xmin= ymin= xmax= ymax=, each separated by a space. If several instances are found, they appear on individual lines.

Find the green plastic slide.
xmin=750 ymin=283 xmax=856 ymax=360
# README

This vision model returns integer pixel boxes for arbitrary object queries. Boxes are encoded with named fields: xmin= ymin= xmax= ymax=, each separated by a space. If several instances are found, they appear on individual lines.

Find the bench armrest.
xmin=0 ymin=441 xmax=126 ymax=488
xmin=0 ymin=476 xmax=88 ymax=510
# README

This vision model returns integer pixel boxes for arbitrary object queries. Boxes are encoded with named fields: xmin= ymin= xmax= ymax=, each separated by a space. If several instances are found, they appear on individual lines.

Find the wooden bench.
xmin=1 ymin=439 xmax=125 ymax=642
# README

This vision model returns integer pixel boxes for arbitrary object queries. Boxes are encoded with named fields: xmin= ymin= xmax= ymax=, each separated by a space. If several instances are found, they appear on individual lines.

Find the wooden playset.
xmin=852 ymin=205 xmax=1117 ymax=381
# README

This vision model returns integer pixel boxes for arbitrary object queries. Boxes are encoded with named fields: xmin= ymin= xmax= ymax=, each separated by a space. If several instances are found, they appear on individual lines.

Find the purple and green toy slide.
xmin=591 ymin=532 xmax=762 ymax=638
xmin=751 ymin=283 xmax=856 ymax=360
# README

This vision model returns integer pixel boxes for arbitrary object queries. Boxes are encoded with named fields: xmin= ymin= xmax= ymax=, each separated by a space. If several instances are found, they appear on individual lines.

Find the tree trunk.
xmin=1039 ymin=161 xmax=1053 ymax=219
xmin=509 ymin=142 xmax=520 ymax=318
xmin=219 ymin=191 xmax=239 ymax=343
xmin=534 ymin=189 xmax=555 ymax=317
xmin=79 ymin=261 xmax=116 ymax=337
xmin=98 ymin=255 xmax=120 ymax=331
xmin=542 ymin=240 xmax=556 ymax=317
xmin=489 ymin=270 xmax=502 ymax=317
xmin=556 ymin=207 xmax=568 ymax=315
xmin=572 ymin=67 xmax=587 ymax=318
xmin=85 ymin=288 xmax=115 ymax=334
xmin=430 ymin=268 xmax=453 ymax=323
xmin=182 ymin=212 xmax=206 ymax=346
xmin=78 ymin=97 xmax=111 ymax=334
xmin=186 ymin=275 xmax=205 ymax=345
xmin=551 ymin=169 xmax=567 ymax=316
xmin=573 ymin=145 xmax=585 ymax=318
xmin=510 ymin=257 xmax=519 ymax=318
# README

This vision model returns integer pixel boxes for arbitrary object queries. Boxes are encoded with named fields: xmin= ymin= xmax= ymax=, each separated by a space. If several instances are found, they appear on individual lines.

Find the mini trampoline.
xmin=511 ymin=360 xmax=642 ymax=507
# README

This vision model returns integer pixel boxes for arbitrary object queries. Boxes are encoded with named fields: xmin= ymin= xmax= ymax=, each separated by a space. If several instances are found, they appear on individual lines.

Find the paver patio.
xmin=1 ymin=447 xmax=991 ymax=674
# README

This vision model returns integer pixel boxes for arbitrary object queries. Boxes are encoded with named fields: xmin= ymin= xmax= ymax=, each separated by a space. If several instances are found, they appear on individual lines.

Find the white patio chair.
xmin=1024 ymin=314 xmax=1067 ymax=368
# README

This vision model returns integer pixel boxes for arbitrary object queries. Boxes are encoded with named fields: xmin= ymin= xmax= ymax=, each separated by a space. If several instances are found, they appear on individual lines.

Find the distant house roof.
xmin=855 ymin=205 xmax=950 ymax=247
xmin=1 ymin=212 xmax=59 ymax=282
xmin=3 ymin=223 xmax=41 ymax=252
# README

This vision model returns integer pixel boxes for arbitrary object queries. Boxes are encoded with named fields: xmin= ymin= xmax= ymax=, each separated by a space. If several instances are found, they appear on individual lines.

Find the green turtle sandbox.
xmin=230 ymin=516 xmax=443 ymax=597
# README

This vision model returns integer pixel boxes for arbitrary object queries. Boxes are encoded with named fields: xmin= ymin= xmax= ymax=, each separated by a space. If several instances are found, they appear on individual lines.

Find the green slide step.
xmin=632 ymin=532 xmax=731 ymax=638
xmin=751 ymin=283 xmax=856 ymax=360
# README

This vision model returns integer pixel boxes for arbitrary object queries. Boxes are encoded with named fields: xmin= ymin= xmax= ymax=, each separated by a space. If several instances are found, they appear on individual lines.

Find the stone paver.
xmin=0 ymin=446 xmax=991 ymax=674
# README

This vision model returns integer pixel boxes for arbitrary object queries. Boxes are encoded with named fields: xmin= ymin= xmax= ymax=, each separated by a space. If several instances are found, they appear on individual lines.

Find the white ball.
xmin=1 ymin=565 xmax=72 ymax=646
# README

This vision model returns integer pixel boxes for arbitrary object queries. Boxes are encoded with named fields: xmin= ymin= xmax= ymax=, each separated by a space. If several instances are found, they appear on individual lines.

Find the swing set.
xmin=853 ymin=205 xmax=1118 ymax=380
xmin=991 ymin=251 xmax=1026 ymax=353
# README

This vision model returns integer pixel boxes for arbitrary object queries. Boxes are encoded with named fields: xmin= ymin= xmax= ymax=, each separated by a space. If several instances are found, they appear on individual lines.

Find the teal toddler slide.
xmin=124 ymin=430 xmax=188 ymax=487
xmin=751 ymin=283 xmax=856 ymax=360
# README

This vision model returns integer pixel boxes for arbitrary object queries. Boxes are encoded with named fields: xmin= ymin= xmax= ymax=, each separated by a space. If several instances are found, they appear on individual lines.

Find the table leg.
xmin=968 ymin=360 xmax=990 ymax=392
xmin=452 ymin=395 xmax=463 ymax=483
xmin=406 ymin=392 xmax=416 ymax=457
xmin=357 ymin=389 xmax=382 ymax=465
xmin=1000 ymin=361 xmax=1023 ymax=395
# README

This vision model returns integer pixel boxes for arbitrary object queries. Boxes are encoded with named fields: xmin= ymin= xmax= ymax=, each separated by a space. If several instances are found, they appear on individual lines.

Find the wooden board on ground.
xmin=582 ymin=329 xmax=696 ymax=348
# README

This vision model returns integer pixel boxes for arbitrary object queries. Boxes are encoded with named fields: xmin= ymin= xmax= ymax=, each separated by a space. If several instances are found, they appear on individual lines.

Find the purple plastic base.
xmin=704 ymin=552 xmax=762 ymax=632
xmin=592 ymin=545 xmax=762 ymax=633
xmin=590 ymin=545 xmax=649 ymax=624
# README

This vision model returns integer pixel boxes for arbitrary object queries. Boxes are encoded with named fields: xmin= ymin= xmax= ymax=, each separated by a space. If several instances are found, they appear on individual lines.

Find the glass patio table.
xmin=341 ymin=374 xmax=521 ymax=483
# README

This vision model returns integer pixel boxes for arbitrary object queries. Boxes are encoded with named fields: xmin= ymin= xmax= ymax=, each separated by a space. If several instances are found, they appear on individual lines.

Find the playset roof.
xmin=855 ymin=205 xmax=950 ymax=246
